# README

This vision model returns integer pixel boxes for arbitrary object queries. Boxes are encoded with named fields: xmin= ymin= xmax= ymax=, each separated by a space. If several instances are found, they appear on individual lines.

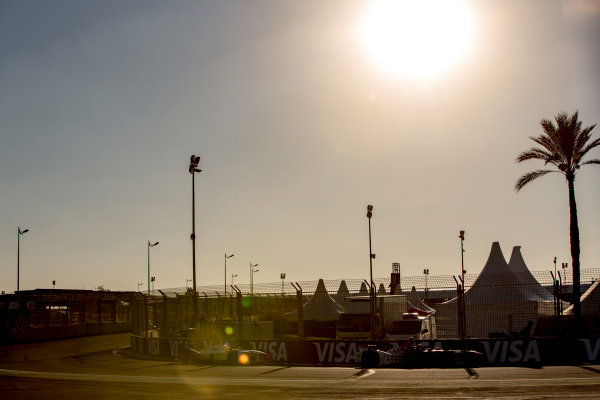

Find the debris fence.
xmin=133 ymin=269 xmax=600 ymax=340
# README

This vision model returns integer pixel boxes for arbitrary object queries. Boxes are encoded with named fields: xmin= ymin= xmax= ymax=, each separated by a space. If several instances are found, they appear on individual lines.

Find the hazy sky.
xmin=1 ymin=0 xmax=599 ymax=293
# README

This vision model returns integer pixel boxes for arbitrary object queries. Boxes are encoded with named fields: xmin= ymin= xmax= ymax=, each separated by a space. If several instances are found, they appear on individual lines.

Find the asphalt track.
xmin=1 ymin=334 xmax=600 ymax=399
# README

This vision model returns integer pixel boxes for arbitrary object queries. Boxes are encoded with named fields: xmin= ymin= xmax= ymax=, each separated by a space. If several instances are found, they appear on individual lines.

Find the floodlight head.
xmin=194 ymin=156 xmax=200 ymax=164
xmin=459 ymin=230 xmax=465 ymax=240
xmin=190 ymin=155 xmax=196 ymax=163
xmin=20 ymin=228 xmax=29 ymax=234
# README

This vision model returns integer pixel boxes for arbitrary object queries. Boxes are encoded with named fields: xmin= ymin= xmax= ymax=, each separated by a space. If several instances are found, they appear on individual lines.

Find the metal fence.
xmin=132 ymin=269 xmax=600 ymax=340
xmin=0 ymin=289 xmax=135 ymax=344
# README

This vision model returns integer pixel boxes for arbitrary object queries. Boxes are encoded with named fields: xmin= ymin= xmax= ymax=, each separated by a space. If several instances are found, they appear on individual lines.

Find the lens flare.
xmin=238 ymin=353 xmax=250 ymax=365
xmin=241 ymin=297 xmax=252 ymax=308
xmin=225 ymin=326 xmax=234 ymax=335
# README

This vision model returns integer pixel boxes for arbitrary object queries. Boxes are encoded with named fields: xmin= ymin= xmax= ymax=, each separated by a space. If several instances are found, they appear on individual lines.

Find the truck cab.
xmin=384 ymin=313 xmax=436 ymax=341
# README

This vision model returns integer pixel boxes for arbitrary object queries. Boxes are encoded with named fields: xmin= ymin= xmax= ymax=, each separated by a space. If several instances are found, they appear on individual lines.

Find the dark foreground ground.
xmin=1 ymin=334 xmax=600 ymax=399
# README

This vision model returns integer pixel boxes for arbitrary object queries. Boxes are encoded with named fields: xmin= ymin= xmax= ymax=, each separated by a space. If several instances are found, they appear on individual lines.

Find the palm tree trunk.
xmin=567 ymin=173 xmax=582 ymax=335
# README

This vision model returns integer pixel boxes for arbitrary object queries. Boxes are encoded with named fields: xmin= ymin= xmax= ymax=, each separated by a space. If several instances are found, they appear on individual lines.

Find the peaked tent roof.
xmin=507 ymin=246 xmax=555 ymax=301
xmin=334 ymin=280 xmax=350 ymax=306
xmin=358 ymin=282 xmax=369 ymax=296
xmin=407 ymin=286 xmax=435 ymax=315
xmin=378 ymin=283 xmax=387 ymax=295
xmin=392 ymin=284 xmax=402 ymax=295
xmin=444 ymin=242 xmax=550 ymax=304
xmin=564 ymin=277 xmax=600 ymax=315
xmin=284 ymin=279 xmax=343 ymax=321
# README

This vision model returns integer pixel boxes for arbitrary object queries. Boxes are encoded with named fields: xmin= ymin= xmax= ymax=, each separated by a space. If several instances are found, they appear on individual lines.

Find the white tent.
xmin=334 ymin=280 xmax=350 ymax=307
xmin=284 ymin=279 xmax=343 ymax=321
xmin=378 ymin=283 xmax=387 ymax=295
xmin=507 ymin=246 xmax=555 ymax=301
xmin=407 ymin=286 xmax=435 ymax=315
xmin=358 ymin=281 xmax=369 ymax=296
xmin=564 ymin=278 xmax=600 ymax=315
xmin=436 ymin=242 xmax=554 ymax=338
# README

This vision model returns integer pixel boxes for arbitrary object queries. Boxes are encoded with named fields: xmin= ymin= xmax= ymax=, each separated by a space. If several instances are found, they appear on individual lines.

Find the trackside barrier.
xmin=130 ymin=335 xmax=600 ymax=366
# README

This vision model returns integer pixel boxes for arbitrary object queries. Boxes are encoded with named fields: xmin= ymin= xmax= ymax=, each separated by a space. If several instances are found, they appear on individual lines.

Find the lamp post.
xmin=189 ymin=155 xmax=202 ymax=322
xmin=280 ymin=273 xmax=286 ymax=296
xmin=17 ymin=227 xmax=29 ymax=292
xmin=459 ymin=230 xmax=466 ymax=283
xmin=423 ymin=268 xmax=430 ymax=300
xmin=250 ymin=262 xmax=259 ymax=295
xmin=151 ymin=276 xmax=155 ymax=293
xmin=186 ymin=278 xmax=191 ymax=288
xmin=147 ymin=241 xmax=159 ymax=295
xmin=225 ymin=253 xmax=234 ymax=295
xmin=366 ymin=205 xmax=376 ymax=339
xmin=231 ymin=273 xmax=238 ymax=288
xmin=137 ymin=282 xmax=144 ymax=292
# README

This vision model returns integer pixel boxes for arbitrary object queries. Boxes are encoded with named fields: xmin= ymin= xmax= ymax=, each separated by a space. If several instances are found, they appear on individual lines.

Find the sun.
xmin=359 ymin=0 xmax=475 ymax=80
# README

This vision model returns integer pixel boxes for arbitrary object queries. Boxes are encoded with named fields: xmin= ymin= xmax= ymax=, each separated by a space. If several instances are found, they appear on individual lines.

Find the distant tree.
xmin=515 ymin=111 xmax=599 ymax=334
xmin=95 ymin=285 xmax=110 ymax=292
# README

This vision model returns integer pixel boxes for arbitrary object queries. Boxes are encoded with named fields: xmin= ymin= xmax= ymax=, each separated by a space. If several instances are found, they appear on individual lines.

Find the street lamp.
xmin=17 ymin=227 xmax=29 ymax=292
xmin=137 ymin=282 xmax=144 ymax=292
xmin=151 ymin=276 xmax=156 ymax=293
xmin=189 ymin=155 xmax=202 ymax=322
xmin=459 ymin=230 xmax=466 ymax=282
xmin=225 ymin=253 xmax=234 ymax=295
xmin=280 ymin=273 xmax=286 ymax=296
xmin=366 ymin=205 xmax=376 ymax=339
xmin=250 ymin=262 xmax=259 ymax=295
xmin=423 ymin=268 xmax=430 ymax=300
xmin=147 ymin=241 xmax=159 ymax=295
xmin=186 ymin=278 xmax=191 ymax=288
xmin=231 ymin=274 xmax=238 ymax=288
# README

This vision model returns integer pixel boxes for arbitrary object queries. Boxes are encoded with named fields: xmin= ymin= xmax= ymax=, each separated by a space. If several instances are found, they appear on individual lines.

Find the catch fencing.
xmin=132 ymin=268 xmax=600 ymax=340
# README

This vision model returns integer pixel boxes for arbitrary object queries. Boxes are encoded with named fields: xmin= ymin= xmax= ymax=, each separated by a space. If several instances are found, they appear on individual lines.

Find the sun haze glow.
xmin=359 ymin=0 xmax=475 ymax=79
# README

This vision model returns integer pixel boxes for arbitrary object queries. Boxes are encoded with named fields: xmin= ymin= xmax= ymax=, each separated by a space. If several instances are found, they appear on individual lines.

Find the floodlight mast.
xmin=189 ymin=155 xmax=202 ymax=323
xmin=147 ymin=240 xmax=159 ymax=295
xmin=17 ymin=227 xmax=29 ymax=292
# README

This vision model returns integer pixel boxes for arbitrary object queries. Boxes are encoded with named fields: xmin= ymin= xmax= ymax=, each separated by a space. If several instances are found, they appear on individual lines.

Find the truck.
xmin=337 ymin=295 xmax=420 ymax=339
xmin=384 ymin=312 xmax=436 ymax=341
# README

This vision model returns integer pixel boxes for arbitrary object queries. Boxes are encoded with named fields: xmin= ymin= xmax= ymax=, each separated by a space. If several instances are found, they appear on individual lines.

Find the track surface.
xmin=1 ymin=334 xmax=600 ymax=399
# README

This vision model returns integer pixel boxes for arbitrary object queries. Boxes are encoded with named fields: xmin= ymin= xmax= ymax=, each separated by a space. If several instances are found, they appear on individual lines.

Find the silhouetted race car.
xmin=360 ymin=341 xmax=482 ymax=369
xmin=181 ymin=343 xmax=271 ymax=365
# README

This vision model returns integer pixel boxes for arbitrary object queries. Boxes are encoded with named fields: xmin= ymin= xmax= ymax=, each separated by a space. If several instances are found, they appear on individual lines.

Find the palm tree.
xmin=515 ymin=111 xmax=599 ymax=334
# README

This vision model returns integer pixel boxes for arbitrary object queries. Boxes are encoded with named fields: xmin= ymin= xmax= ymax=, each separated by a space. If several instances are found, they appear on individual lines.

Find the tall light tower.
xmin=225 ymin=253 xmax=234 ymax=295
xmin=280 ymin=273 xmax=286 ymax=295
xmin=366 ymin=205 xmax=376 ymax=339
xmin=17 ymin=227 xmax=29 ymax=292
xmin=189 ymin=155 xmax=202 ymax=322
xmin=423 ymin=268 xmax=430 ymax=300
xmin=147 ymin=240 xmax=159 ymax=295
xmin=250 ymin=262 xmax=259 ymax=295
xmin=459 ymin=230 xmax=466 ymax=283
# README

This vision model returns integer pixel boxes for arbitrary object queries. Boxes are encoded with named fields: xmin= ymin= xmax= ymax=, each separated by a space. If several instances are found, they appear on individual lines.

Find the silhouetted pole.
xmin=225 ymin=253 xmax=234 ymax=295
xmin=147 ymin=240 xmax=159 ymax=295
xmin=189 ymin=155 xmax=202 ymax=322
xmin=367 ymin=205 xmax=376 ymax=340
xmin=250 ymin=263 xmax=259 ymax=295
xmin=17 ymin=227 xmax=29 ymax=292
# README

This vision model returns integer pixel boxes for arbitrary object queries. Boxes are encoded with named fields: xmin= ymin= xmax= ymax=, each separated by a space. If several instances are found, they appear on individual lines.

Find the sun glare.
xmin=360 ymin=0 xmax=475 ymax=80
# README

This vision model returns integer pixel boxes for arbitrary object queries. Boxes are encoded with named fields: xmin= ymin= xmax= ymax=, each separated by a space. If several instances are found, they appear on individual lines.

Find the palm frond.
xmin=516 ymin=148 xmax=555 ymax=163
xmin=577 ymin=136 xmax=600 ymax=162
xmin=581 ymin=159 xmax=600 ymax=166
xmin=515 ymin=170 xmax=556 ymax=192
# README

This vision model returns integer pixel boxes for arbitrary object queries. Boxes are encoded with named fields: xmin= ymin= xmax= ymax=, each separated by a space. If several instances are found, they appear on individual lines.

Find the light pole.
xmin=151 ymin=276 xmax=156 ymax=293
xmin=147 ymin=241 xmax=159 ymax=295
xmin=186 ymin=278 xmax=191 ymax=288
xmin=17 ymin=227 xmax=29 ymax=292
xmin=225 ymin=253 xmax=234 ymax=295
xmin=250 ymin=262 xmax=259 ymax=295
xmin=366 ymin=205 xmax=376 ymax=339
xmin=280 ymin=273 xmax=286 ymax=295
xmin=189 ymin=155 xmax=202 ymax=322
xmin=231 ymin=273 xmax=238 ymax=288
xmin=459 ymin=230 xmax=466 ymax=283
xmin=423 ymin=268 xmax=430 ymax=300
xmin=137 ymin=282 xmax=144 ymax=292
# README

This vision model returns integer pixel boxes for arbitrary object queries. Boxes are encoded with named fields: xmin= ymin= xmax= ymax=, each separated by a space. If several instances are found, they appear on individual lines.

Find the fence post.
xmin=292 ymin=282 xmax=304 ymax=340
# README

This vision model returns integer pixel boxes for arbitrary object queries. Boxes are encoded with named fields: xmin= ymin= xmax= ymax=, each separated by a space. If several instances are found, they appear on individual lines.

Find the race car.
xmin=181 ymin=343 xmax=270 ymax=365
xmin=360 ymin=341 xmax=482 ymax=369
